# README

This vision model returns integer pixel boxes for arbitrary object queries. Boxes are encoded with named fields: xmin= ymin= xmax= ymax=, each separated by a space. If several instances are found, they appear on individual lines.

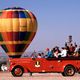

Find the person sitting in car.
xmin=37 ymin=53 xmax=42 ymax=58
xmin=58 ymin=47 xmax=67 ymax=57
xmin=46 ymin=48 xmax=53 ymax=58
xmin=53 ymin=46 xmax=61 ymax=58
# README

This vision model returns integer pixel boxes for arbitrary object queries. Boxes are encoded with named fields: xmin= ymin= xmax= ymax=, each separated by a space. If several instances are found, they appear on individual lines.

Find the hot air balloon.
xmin=0 ymin=7 xmax=37 ymax=58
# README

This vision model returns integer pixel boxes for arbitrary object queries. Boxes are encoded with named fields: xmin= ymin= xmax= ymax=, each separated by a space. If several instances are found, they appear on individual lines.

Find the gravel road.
xmin=0 ymin=72 xmax=80 ymax=80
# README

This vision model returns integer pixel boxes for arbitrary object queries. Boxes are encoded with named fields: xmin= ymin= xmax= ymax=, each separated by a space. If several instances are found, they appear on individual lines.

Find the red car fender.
xmin=62 ymin=64 xmax=76 ymax=72
xmin=9 ymin=64 xmax=29 ymax=73
xmin=9 ymin=65 xmax=15 ymax=71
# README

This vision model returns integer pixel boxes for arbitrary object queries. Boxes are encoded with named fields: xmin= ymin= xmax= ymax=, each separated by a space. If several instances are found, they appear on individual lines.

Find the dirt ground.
xmin=0 ymin=72 xmax=80 ymax=80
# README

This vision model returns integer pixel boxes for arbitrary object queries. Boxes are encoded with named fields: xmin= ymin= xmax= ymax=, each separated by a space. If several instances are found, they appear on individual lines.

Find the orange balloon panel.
xmin=0 ymin=7 xmax=38 ymax=58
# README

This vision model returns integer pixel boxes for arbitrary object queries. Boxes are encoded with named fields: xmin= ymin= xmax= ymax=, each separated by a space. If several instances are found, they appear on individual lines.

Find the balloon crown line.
xmin=0 ymin=7 xmax=30 ymax=12
xmin=4 ymin=7 xmax=25 ymax=10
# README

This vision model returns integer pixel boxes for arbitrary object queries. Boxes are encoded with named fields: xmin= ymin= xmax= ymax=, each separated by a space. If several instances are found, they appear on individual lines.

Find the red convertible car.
xmin=8 ymin=57 xmax=80 ymax=77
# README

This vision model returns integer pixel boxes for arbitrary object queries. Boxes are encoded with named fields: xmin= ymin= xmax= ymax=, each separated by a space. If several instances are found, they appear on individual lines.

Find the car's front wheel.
xmin=11 ymin=66 xmax=24 ymax=77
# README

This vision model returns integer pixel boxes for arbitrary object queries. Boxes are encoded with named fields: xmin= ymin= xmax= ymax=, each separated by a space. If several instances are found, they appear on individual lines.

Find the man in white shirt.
xmin=58 ymin=47 xmax=67 ymax=57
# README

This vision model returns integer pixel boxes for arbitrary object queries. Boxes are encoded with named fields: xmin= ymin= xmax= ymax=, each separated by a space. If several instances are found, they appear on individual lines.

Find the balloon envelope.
xmin=0 ymin=7 xmax=37 ymax=58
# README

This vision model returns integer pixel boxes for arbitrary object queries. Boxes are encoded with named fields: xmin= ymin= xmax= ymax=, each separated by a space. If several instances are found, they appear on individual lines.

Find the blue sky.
xmin=0 ymin=0 xmax=80 ymax=56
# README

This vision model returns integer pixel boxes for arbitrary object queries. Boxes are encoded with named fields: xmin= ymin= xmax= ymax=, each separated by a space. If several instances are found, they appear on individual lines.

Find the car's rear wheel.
xmin=11 ymin=66 xmax=24 ymax=77
xmin=63 ymin=65 xmax=75 ymax=76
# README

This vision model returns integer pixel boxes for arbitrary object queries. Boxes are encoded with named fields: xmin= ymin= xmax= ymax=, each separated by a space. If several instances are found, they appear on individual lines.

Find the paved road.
xmin=0 ymin=72 xmax=80 ymax=80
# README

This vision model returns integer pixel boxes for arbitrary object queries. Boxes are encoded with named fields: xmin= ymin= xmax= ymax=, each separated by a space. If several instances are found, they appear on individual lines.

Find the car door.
xmin=28 ymin=58 xmax=45 ymax=72
xmin=42 ymin=58 xmax=63 ymax=72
